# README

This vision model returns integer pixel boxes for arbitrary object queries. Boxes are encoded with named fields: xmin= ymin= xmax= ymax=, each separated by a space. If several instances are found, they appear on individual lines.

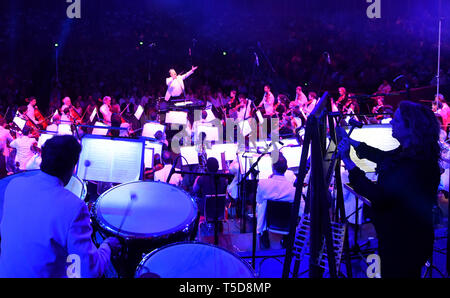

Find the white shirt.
xmin=237 ymin=100 xmax=253 ymax=122
xmin=9 ymin=135 xmax=36 ymax=170
xmin=256 ymin=174 xmax=295 ymax=234
xmin=0 ymin=171 xmax=111 ymax=277
xmin=100 ymin=104 xmax=112 ymax=124
xmin=260 ymin=92 xmax=275 ymax=115
xmin=290 ymin=92 xmax=308 ymax=109
xmin=0 ymin=127 xmax=13 ymax=153
xmin=26 ymin=104 xmax=37 ymax=124
xmin=164 ymin=70 xmax=194 ymax=101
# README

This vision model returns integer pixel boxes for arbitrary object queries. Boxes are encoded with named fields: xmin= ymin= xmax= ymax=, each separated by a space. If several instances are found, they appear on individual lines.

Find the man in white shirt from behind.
xmin=9 ymin=126 xmax=36 ymax=170
xmin=164 ymin=66 xmax=198 ymax=101
xmin=0 ymin=135 xmax=121 ymax=277
xmin=256 ymin=153 xmax=295 ymax=248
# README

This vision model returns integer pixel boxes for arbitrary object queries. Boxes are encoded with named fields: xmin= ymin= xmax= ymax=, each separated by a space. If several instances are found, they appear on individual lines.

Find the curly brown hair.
xmin=398 ymin=101 xmax=441 ymax=162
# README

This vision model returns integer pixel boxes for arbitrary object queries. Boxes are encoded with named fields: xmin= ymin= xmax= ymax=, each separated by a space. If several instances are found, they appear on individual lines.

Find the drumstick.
xmin=117 ymin=192 xmax=138 ymax=235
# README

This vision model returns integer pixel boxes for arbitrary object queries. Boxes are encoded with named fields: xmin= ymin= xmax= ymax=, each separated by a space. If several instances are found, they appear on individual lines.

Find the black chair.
xmin=266 ymin=200 xmax=293 ymax=235
xmin=204 ymin=194 xmax=226 ymax=222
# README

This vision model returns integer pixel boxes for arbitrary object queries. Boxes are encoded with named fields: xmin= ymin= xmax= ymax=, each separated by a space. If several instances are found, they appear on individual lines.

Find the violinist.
xmin=258 ymin=85 xmax=275 ymax=117
xmin=372 ymin=96 xmax=386 ymax=122
xmin=235 ymin=94 xmax=253 ymax=122
xmin=100 ymin=96 xmax=112 ymax=125
xmin=224 ymin=90 xmax=238 ymax=119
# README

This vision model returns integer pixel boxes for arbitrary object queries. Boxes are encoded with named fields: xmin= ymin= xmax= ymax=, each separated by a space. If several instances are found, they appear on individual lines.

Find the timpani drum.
xmin=91 ymin=181 xmax=199 ymax=277
xmin=135 ymin=242 xmax=256 ymax=278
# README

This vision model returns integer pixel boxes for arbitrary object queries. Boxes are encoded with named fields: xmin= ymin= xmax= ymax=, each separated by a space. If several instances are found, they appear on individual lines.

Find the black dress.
xmin=348 ymin=142 xmax=440 ymax=278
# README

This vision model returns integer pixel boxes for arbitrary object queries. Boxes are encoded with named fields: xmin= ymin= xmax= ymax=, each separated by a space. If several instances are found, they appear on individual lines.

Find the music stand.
xmin=76 ymin=135 xmax=145 ymax=183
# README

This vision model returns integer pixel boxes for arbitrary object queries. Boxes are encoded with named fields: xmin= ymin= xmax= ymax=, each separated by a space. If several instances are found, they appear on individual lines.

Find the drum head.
xmin=135 ymin=242 xmax=255 ymax=278
xmin=93 ymin=181 xmax=197 ymax=239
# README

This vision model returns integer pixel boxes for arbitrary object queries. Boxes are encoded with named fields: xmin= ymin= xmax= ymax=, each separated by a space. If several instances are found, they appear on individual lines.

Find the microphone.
xmin=254 ymin=52 xmax=259 ymax=67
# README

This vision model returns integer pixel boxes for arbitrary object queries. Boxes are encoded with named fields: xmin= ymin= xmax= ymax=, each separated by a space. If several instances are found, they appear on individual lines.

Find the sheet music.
xmin=134 ymin=105 xmax=144 ymax=120
xmin=90 ymin=107 xmax=97 ymax=123
xmin=77 ymin=137 xmax=143 ymax=183
xmin=348 ymin=124 xmax=399 ymax=173
xmin=144 ymin=147 xmax=154 ymax=168
xmin=37 ymin=134 xmax=54 ymax=148
xmin=166 ymin=111 xmax=188 ymax=125
xmin=196 ymin=125 xmax=219 ymax=141
xmin=145 ymin=140 xmax=163 ymax=157
xmin=91 ymin=121 xmax=108 ymax=136
xmin=13 ymin=116 xmax=26 ymax=131
xmin=205 ymin=148 xmax=224 ymax=170
xmin=142 ymin=122 xmax=165 ymax=138
xmin=180 ymin=146 xmax=199 ymax=165
xmin=211 ymin=143 xmax=238 ymax=161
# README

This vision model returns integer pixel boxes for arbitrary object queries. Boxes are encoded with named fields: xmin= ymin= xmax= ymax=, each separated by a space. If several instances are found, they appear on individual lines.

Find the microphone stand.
xmin=171 ymin=169 xmax=234 ymax=245
xmin=237 ymin=143 xmax=273 ymax=270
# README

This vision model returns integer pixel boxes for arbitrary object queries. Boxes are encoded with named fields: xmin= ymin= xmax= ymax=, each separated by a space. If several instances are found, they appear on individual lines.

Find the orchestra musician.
xmin=100 ymin=96 xmax=112 ymax=125
xmin=224 ymin=90 xmax=238 ymax=119
xmin=25 ymin=97 xmax=38 ymax=127
xmin=336 ymin=87 xmax=348 ymax=112
xmin=25 ymin=97 xmax=48 ymax=130
xmin=304 ymin=92 xmax=318 ymax=117
xmin=289 ymin=86 xmax=308 ymax=112
xmin=235 ymin=94 xmax=253 ymax=122
xmin=9 ymin=126 xmax=37 ymax=171
xmin=0 ymin=117 xmax=13 ymax=178
xmin=257 ymin=85 xmax=275 ymax=117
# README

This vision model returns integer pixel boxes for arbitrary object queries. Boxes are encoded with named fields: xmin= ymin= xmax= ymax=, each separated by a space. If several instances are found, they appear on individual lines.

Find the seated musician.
xmin=224 ymin=90 xmax=238 ymax=119
xmin=9 ymin=126 xmax=36 ymax=171
xmin=304 ymin=92 xmax=318 ymax=116
xmin=25 ymin=97 xmax=38 ymax=127
xmin=0 ymin=135 xmax=121 ymax=277
xmin=256 ymin=154 xmax=295 ymax=248
xmin=193 ymin=157 xmax=229 ymax=216
xmin=258 ymin=85 xmax=275 ymax=117
xmin=289 ymin=86 xmax=308 ymax=111
xmin=61 ymin=96 xmax=72 ymax=113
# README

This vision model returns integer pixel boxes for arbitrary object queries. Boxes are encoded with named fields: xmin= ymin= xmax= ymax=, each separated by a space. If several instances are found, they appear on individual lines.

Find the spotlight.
xmin=222 ymin=51 xmax=227 ymax=56
xmin=54 ymin=43 xmax=59 ymax=47
xmin=139 ymin=41 xmax=144 ymax=46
